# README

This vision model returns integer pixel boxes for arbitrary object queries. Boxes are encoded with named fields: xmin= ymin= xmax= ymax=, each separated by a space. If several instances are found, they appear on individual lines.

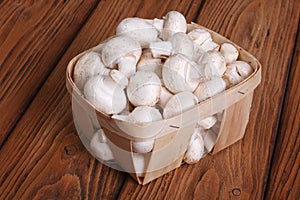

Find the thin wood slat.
xmin=0 ymin=0 xmax=205 ymax=199
xmin=0 ymin=0 xmax=98 ymax=145
xmin=117 ymin=0 xmax=300 ymax=199
xmin=264 ymin=27 xmax=300 ymax=199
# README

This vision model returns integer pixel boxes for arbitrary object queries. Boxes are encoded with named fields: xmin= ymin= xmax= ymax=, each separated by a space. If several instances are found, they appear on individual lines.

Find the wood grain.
xmin=0 ymin=0 xmax=299 ymax=199
xmin=0 ymin=0 xmax=205 ymax=199
xmin=117 ymin=0 xmax=300 ymax=199
xmin=264 ymin=27 xmax=300 ymax=199
xmin=0 ymin=0 xmax=98 ymax=146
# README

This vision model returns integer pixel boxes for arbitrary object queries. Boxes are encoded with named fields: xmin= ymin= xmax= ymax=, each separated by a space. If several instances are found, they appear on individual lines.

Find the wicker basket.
xmin=66 ymin=23 xmax=261 ymax=185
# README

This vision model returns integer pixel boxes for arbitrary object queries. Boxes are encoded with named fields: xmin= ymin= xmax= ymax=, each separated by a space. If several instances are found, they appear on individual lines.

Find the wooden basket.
xmin=66 ymin=23 xmax=261 ymax=185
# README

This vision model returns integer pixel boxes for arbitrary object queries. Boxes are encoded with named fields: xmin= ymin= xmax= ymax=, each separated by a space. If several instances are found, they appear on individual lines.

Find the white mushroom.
xmin=74 ymin=52 xmax=110 ymax=91
xmin=127 ymin=71 xmax=161 ymax=106
xmin=101 ymin=35 xmax=142 ymax=75
xmin=197 ymin=50 xmax=226 ymax=78
xmin=116 ymin=18 xmax=158 ymax=48
xmin=84 ymin=75 xmax=127 ymax=115
xmin=109 ymin=69 xmax=128 ymax=87
xmin=163 ymin=91 xmax=198 ymax=119
xmin=198 ymin=116 xmax=217 ymax=129
xmin=233 ymin=61 xmax=253 ymax=79
xmin=149 ymin=41 xmax=173 ymax=58
xmin=158 ymin=86 xmax=174 ymax=108
xmin=128 ymin=106 xmax=162 ymax=153
xmin=188 ymin=28 xmax=219 ymax=53
xmin=194 ymin=76 xmax=226 ymax=102
xmin=136 ymin=52 xmax=163 ymax=78
xmin=220 ymin=43 xmax=239 ymax=64
xmin=188 ymin=28 xmax=212 ymax=47
xmin=169 ymin=32 xmax=194 ymax=60
xmin=162 ymin=11 xmax=187 ymax=40
xmin=162 ymin=54 xmax=203 ymax=94
xmin=199 ymin=128 xmax=218 ymax=152
xmin=200 ymin=40 xmax=220 ymax=52
xmin=184 ymin=127 xmax=205 ymax=164
xmin=223 ymin=61 xmax=253 ymax=86
xmin=145 ymin=18 xmax=164 ymax=38
xmin=90 ymin=129 xmax=114 ymax=161
xmin=132 ymin=140 xmax=155 ymax=154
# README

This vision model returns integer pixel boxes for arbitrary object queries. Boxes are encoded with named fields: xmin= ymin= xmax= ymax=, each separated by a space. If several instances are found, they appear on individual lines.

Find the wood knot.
xmin=64 ymin=144 xmax=77 ymax=156
xmin=232 ymin=188 xmax=241 ymax=196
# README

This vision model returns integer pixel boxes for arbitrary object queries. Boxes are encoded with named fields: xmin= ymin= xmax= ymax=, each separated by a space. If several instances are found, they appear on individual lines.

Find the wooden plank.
xmin=264 ymin=28 xmax=300 ymax=199
xmin=0 ymin=0 xmax=98 ymax=145
xmin=0 ymin=0 xmax=206 ymax=199
xmin=117 ymin=0 xmax=300 ymax=199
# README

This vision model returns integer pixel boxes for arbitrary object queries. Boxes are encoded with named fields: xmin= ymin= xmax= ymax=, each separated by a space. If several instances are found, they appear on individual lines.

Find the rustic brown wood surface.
xmin=0 ymin=0 xmax=299 ymax=199
xmin=0 ymin=0 xmax=99 ymax=146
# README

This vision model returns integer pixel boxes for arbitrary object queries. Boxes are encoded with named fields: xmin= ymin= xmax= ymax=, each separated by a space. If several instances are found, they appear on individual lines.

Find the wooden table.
xmin=0 ymin=0 xmax=299 ymax=199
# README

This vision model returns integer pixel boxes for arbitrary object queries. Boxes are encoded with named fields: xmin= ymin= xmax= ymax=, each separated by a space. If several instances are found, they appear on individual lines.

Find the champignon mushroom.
xmin=136 ymin=51 xmax=163 ymax=78
xmin=184 ymin=127 xmax=205 ymax=164
xmin=84 ymin=75 xmax=127 ymax=115
xmin=162 ymin=11 xmax=187 ymax=40
xmin=188 ymin=28 xmax=212 ymax=47
xmin=109 ymin=69 xmax=128 ymax=87
xmin=90 ymin=129 xmax=114 ymax=161
xmin=169 ymin=32 xmax=194 ymax=60
xmin=114 ymin=106 xmax=162 ymax=154
xmin=145 ymin=18 xmax=164 ymax=38
xmin=101 ymin=35 xmax=142 ymax=78
xmin=162 ymin=54 xmax=203 ymax=94
xmin=116 ymin=18 xmax=158 ymax=48
xmin=149 ymin=41 xmax=173 ymax=58
xmin=198 ymin=116 xmax=217 ymax=129
xmin=158 ymin=86 xmax=174 ymax=109
xmin=194 ymin=76 xmax=226 ymax=102
xmin=74 ymin=51 xmax=110 ymax=91
xmin=127 ymin=71 xmax=162 ymax=106
xmin=223 ymin=61 xmax=253 ymax=87
xmin=197 ymin=50 xmax=226 ymax=79
xmin=163 ymin=91 xmax=198 ymax=119
xmin=220 ymin=43 xmax=239 ymax=64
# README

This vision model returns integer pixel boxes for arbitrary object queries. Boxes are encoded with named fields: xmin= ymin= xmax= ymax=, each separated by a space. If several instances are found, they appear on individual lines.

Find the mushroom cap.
xmin=90 ymin=130 xmax=114 ymax=161
xmin=129 ymin=106 xmax=162 ymax=124
xmin=127 ymin=71 xmax=162 ymax=106
xmin=158 ymin=86 xmax=174 ymax=108
xmin=162 ymin=54 xmax=202 ymax=93
xmin=163 ymin=91 xmax=198 ymax=119
xmin=198 ymin=50 xmax=226 ymax=78
xmin=118 ymin=56 xmax=137 ymax=78
xmin=220 ymin=43 xmax=239 ymax=64
xmin=194 ymin=76 xmax=226 ymax=102
xmin=84 ymin=75 xmax=127 ymax=115
xmin=197 ymin=116 xmax=217 ymax=129
xmin=188 ymin=28 xmax=212 ymax=46
xmin=169 ymin=32 xmax=194 ymax=60
xmin=128 ymin=106 xmax=162 ymax=154
xmin=184 ymin=127 xmax=205 ymax=164
xmin=162 ymin=11 xmax=187 ymax=40
xmin=116 ymin=17 xmax=158 ymax=48
xmin=74 ymin=51 xmax=109 ymax=91
xmin=109 ymin=69 xmax=128 ymax=87
xmin=102 ymin=35 xmax=142 ymax=68
xmin=145 ymin=18 xmax=164 ymax=38
xmin=136 ymin=53 xmax=163 ymax=78
xmin=230 ymin=61 xmax=253 ymax=78
xmin=132 ymin=140 xmax=154 ymax=154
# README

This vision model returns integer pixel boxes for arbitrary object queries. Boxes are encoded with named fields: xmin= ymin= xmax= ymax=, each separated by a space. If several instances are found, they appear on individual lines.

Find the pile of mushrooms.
xmin=73 ymin=11 xmax=253 ymax=164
